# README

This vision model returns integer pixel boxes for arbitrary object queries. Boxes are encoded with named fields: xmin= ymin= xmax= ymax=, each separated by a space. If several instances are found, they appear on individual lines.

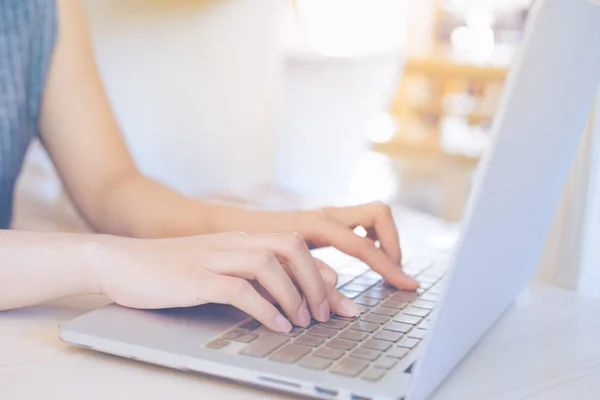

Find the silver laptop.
xmin=60 ymin=1 xmax=600 ymax=399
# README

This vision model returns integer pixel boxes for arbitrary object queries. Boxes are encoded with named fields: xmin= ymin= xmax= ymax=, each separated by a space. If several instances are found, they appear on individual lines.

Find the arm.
xmin=0 ymin=230 xmax=359 ymax=332
xmin=0 ymin=230 xmax=100 ymax=310
xmin=40 ymin=0 xmax=418 ymax=290
xmin=39 ymin=0 xmax=216 ymax=239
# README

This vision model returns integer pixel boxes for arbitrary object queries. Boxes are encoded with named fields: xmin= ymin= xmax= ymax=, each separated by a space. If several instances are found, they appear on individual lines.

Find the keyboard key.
xmin=362 ymin=339 xmax=393 ymax=352
xmin=360 ymin=313 xmax=389 ymax=325
xmin=427 ymin=287 xmax=441 ymax=295
xmin=239 ymin=319 xmax=262 ymax=331
xmin=420 ymin=293 xmax=439 ymax=302
xmin=308 ymin=326 xmax=338 ymax=338
xmin=339 ymin=288 xmax=362 ymax=299
xmin=294 ymin=335 xmax=326 ymax=347
xmin=326 ymin=338 xmax=357 ymax=351
xmin=306 ymin=319 xmax=320 ymax=329
xmin=383 ymin=321 xmax=412 ymax=333
xmin=374 ymin=357 xmax=398 ymax=370
xmin=417 ymin=276 xmax=438 ymax=285
xmin=350 ymin=348 xmax=381 ymax=361
xmin=336 ymin=275 xmax=355 ymax=289
xmin=338 ymin=330 xmax=368 ymax=342
xmin=393 ymin=314 xmax=421 ymax=325
xmin=363 ymin=270 xmax=382 ymax=280
xmin=299 ymin=356 xmax=332 ymax=370
xmin=417 ymin=320 xmax=431 ymax=330
xmin=382 ymin=299 xmax=409 ymax=309
xmin=332 ymin=314 xmax=358 ymax=322
xmin=350 ymin=321 xmax=379 ymax=333
xmin=314 ymin=347 xmax=345 ymax=360
xmin=223 ymin=329 xmax=245 ymax=340
xmin=361 ymin=367 xmax=386 ymax=382
xmin=412 ymin=300 xmax=436 ymax=310
xmin=419 ymin=271 xmax=444 ymax=281
xmin=385 ymin=346 xmax=409 ymax=359
xmin=404 ymin=307 xmax=430 ymax=318
xmin=357 ymin=305 xmax=371 ymax=314
xmin=408 ymin=329 xmax=427 ymax=340
xmin=362 ymin=289 xmax=388 ymax=300
xmin=418 ymin=281 xmax=434 ymax=290
xmin=269 ymin=344 xmax=311 ymax=364
xmin=355 ymin=296 xmax=380 ymax=307
xmin=240 ymin=334 xmax=289 ymax=357
xmin=321 ymin=319 xmax=350 ymax=330
xmin=205 ymin=338 xmax=230 ymax=349
xmin=397 ymin=337 xmax=420 ymax=349
xmin=390 ymin=292 xmax=419 ymax=302
xmin=276 ymin=327 xmax=304 ymax=337
xmin=374 ymin=282 xmax=398 ymax=293
xmin=352 ymin=275 xmax=382 ymax=286
xmin=371 ymin=306 xmax=398 ymax=317
xmin=337 ymin=262 xmax=369 ymax=276
xmin=235 ymin=333 xmax=259 ymax=343
xmin=342 ymin=282 xmax=373 ymax=292
xmin=374 ymin=330 xmax=403 ymax=342
xmin=330 ymin=357 xmax=369 ymax=377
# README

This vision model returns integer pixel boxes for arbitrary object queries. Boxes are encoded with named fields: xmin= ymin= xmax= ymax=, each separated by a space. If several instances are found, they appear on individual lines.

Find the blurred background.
xmin=15 ymin=0 xmax=535 ymax=226
xmin=14 ymin=0 xmax=600 ymax=296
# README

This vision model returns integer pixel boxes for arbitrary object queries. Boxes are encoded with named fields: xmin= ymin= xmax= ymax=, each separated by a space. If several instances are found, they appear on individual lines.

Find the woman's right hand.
xmin=92 ymin=232 xmax=361 ymax=333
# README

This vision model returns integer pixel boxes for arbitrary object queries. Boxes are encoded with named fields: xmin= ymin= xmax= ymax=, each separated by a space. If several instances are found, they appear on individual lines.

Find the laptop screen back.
xmin=409 ymin=1 xmax=600 ymax=399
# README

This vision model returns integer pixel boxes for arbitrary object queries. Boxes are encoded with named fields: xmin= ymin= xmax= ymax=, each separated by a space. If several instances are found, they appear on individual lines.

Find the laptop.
xmin=60 ymin=0 xmax=600 ymax=399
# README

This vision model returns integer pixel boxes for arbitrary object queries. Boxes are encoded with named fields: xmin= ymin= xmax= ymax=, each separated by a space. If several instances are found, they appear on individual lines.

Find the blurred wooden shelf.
xmin=404 ymin=57 xmax=509 ymax=81
xmin=373 ymin=134 xmax=481 ymax=167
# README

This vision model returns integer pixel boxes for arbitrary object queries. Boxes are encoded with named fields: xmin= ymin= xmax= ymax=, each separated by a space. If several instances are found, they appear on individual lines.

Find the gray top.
xmin=0 ymin=0 xmax=57 ymax=228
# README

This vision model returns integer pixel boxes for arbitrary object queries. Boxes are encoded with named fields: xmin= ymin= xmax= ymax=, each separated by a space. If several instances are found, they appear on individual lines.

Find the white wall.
xmin=81 ymin=0 xmax=284 ymax=196
xmin=537 ymin=94 xmax=600 ymax=296
xmin=578 ymin=98 xmax=600 ymax=297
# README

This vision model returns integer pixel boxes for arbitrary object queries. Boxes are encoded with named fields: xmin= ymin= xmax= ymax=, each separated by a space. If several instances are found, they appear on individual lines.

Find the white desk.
xmin=3 ymin=210 xmax=600 ymax=400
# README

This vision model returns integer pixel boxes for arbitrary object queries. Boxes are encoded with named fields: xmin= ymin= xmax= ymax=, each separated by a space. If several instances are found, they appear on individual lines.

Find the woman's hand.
xmin=93 ymin=232 xmax=361 ymax=333
xmin=208 ymin=202 xmax=419 ymax=291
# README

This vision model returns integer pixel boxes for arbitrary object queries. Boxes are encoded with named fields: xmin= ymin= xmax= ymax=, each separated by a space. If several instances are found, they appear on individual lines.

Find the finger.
xmin=209 ymin=233 xmax=331 ymax=322
xmin=209 ymin=275 xmax=293 ymax=333
xmin=201 ymin=250 xmax=310 ymax=327
xmin=313 ymin=257 xmax=338 ymax=289
xmin=314 ymin=259 xmax=361 ymax=317
xmin=324 ymin=203 xmax=402 ymax=264
xmin=314 ymin=220 xmax=419 ymax=291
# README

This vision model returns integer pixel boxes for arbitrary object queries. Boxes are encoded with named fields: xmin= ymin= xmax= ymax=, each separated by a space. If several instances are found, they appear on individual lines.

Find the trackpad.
xmin=144 ymin=304 xmax=249 ymax=342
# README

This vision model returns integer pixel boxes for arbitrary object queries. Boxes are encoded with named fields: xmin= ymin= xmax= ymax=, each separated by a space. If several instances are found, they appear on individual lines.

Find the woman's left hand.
xmin=211 ymin=202 xmax=419 ymax=291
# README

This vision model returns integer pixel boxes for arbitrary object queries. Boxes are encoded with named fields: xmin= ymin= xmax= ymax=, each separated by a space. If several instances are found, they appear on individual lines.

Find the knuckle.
xmin=229 ymin=279 xmax=253 ymax=299
xmin=282 ymin=232 xmax=308 ymax=253
xmin=320 ymin=266 xmax=338 ymax=288
xmin=374 ymin=201 xmax=392 ymax=216
xmin=252 ymin=250 xmax=279 ymax=272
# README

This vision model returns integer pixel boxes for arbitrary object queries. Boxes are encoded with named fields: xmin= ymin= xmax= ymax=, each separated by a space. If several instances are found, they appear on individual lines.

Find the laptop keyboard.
xmin=205 ymin=257 xmax=447 ymax=382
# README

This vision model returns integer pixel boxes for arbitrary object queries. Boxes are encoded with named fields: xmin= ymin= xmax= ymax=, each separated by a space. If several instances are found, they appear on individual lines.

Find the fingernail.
xmin=317 ymin=300 xmax=330 ymax=322
xmin=341 ymin=298 xmax=361 ymax=317
xmin=275 ymin=314 xmax=292 ymax=333
xmin=297 ymin=304 xmax=311 ymax=327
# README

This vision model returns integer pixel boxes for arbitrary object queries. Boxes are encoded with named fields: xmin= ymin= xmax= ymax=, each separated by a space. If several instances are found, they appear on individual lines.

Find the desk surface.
xmin=2 ymin=211 xmax=600 ymax=400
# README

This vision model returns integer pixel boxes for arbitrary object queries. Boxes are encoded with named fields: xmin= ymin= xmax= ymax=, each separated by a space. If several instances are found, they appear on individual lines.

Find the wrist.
xmin=80 ymin=234 xmax=127 ymax=296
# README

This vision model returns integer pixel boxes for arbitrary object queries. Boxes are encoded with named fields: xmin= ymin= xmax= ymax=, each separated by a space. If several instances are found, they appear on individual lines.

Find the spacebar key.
xmin=240 ymin=334 xmax=290 ymax=358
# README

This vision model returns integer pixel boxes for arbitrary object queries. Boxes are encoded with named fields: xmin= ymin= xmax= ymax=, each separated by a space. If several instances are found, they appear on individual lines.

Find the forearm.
xmin=0 ymin=230 xmax=103 ymax=311
xmin=87 ymin=171 xmax=302 ymax=239
xmin=80 ymin=170 xmax=202 ymax=238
